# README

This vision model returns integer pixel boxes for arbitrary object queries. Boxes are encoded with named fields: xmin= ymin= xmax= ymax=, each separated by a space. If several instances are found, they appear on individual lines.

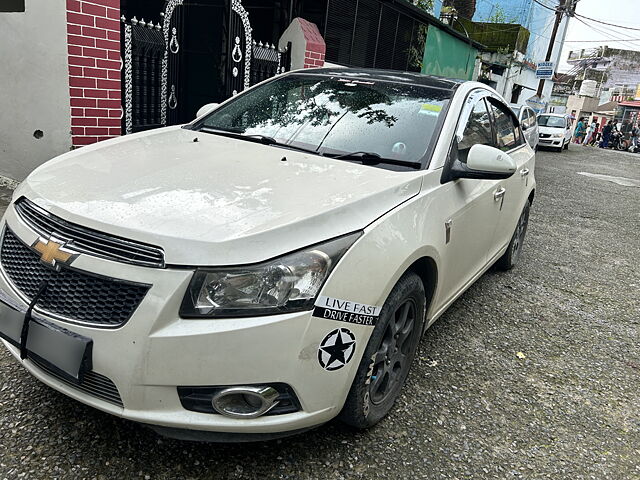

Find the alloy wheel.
xmin=369 ymin=299 xmax=418 ymax=405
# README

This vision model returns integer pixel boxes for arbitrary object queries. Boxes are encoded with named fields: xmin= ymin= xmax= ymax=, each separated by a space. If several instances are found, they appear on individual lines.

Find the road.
xmin=0 ymin=146 xmax=638 ymax=479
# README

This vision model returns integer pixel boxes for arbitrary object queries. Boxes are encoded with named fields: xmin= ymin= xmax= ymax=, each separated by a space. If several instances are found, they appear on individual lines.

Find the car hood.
xmin=538 ymin=125 xmax=566 ymax=135
xmin=16 ymin=126 xmax=422 ymax=265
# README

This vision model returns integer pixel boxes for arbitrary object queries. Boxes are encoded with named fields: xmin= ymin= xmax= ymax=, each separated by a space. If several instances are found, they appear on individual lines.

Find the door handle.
xmin=493 ymin=187 xmax=506 ymax=201
xmin=520 ymin=168 xmax=530 ymax=177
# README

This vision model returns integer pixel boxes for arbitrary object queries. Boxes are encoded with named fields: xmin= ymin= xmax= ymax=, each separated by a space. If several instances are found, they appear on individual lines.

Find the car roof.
xmin=538 ymin=113 xmax=567 ymax=117
xmin=291 ymin=67 xmax=463 ymax=91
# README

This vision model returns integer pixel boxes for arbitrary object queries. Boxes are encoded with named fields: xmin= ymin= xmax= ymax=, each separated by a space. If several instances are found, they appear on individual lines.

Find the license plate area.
xmin=0 ymin=289 xmax=93 ymax=384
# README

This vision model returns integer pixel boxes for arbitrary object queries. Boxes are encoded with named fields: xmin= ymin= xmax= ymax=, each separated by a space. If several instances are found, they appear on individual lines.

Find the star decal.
xmin=318 ymin=328 xmax=356 ymax=371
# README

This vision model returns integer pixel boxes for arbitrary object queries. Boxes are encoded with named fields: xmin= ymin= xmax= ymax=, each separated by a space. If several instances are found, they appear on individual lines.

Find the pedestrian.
xmin=574 ymin=117 xmax=586 ymax=144
xmin=589 ymin=122 xmax=600 ymax=146
xmin=601 ymin=120 xmax=613 ymax=148
xmin=583 ymin=119 xmax=597 ymax=145
xmin=631 ymin=123 xmax=639 ymax=151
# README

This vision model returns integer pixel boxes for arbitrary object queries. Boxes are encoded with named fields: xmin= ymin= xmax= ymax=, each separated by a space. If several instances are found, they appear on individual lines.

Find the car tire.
xmin=563 ymin=140 xmax=569 ymax=150
xmin=339 ymin=272 xmax=426 ymax=429
xmin=495 ymin=199 xmax=530 ymax=271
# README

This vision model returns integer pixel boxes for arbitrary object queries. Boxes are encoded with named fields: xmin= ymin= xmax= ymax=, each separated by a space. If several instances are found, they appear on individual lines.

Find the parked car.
xmin=537 ymin=113 xmax=572 ymax=151
xmin=0 ymin=69 xmax=535 ymax=441
xmin=510 ymin=104 xmax=539 ymax=150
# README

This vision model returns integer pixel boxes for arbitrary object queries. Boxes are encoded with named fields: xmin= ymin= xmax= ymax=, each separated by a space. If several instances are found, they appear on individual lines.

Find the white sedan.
xmin=0 ymin=68 xmax=535 ymax=441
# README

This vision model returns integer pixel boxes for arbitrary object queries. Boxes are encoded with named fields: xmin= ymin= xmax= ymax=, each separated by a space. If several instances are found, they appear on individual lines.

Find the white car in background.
xmin=537 ymin=113 xmax=572 ymax=151
xmin=510 ymin=104 xmax=539 ymax=150
xmin=0 ymin=69 xmax=535 ymax=441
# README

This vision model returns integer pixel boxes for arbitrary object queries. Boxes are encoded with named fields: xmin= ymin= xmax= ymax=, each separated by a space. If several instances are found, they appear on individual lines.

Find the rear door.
xmin=486 ymin=97 xmax=533 ymax=259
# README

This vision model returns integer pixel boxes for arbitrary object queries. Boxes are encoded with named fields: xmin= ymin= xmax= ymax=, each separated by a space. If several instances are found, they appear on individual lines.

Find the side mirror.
xmin=442 ymin=144 xmax=516 ymax=183
xmin=196 ymin=103 xmax=219 ymax=118
xmin=467 ymin=144 xmax=517 ymax=175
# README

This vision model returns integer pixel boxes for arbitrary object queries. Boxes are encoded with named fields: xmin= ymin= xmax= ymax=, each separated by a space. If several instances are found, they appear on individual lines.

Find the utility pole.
xmin=536 ymin=0 xmax=576 ymax=97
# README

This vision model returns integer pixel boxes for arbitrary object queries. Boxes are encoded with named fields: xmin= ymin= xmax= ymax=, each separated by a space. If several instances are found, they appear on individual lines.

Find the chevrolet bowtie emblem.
xmin=32 ymin=237 xmax=77 ymax=271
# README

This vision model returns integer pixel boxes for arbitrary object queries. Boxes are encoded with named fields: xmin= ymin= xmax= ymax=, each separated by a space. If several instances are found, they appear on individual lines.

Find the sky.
xmin=558 ymin=0 xmax=640 ymax=72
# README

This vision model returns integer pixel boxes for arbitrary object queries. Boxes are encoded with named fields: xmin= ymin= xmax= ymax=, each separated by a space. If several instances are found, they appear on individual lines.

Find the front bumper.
xmin=539 ymin=137 xmax=563 ymax=147
xmin=0 ymin=207 xmax=372 ymax=436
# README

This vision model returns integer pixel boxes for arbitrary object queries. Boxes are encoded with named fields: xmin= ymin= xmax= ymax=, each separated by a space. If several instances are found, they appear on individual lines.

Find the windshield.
xmin=195 ymin=74 xmax=451 ymax=167
xmin=538 ymin=115 xmax=565 ymax=128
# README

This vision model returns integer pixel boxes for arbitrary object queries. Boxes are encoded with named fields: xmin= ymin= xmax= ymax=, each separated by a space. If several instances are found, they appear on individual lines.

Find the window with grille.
xmin=317 ymin=0 xmax=425 ymax=72
xmin=1 ymin=0 xmax=25 ymax=12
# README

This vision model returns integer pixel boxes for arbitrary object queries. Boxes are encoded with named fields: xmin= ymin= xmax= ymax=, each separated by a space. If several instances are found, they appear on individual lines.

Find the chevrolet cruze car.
xmin=0 ymin=69 xmax=535 ymax=441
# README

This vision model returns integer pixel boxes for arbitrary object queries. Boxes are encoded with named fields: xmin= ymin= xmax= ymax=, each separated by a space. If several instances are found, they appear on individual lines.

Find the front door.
xmin=434 ymin=91 xmax=505 ymax=306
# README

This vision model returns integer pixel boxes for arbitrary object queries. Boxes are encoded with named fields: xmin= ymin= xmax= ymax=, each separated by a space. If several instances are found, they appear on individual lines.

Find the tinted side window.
xmin=458 ymin=98 xmax=494 ymax=163
xmin=526 ymin=109 xmax=536 ymax=129
xmin=488 ymin=100 xmax=524 ymax=151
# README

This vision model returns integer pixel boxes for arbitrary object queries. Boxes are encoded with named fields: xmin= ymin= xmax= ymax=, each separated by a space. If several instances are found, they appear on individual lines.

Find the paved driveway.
xmin=0 ymin=146 xmax=638 ymax=479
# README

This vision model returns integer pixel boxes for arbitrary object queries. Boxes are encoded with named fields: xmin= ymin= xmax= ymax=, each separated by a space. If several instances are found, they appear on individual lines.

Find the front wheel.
xmin=339 ymin=272 xmax=426 ymax=429
xmin=495 ymin=199 xmax=530 ymax=271
xmin=563 ymin=140 xmax=569 ymax=150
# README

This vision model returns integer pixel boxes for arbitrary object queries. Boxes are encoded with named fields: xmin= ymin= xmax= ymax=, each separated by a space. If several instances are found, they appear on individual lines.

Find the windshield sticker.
xmin=419 ymin=103 xmax=442 ymax=116
xmin=318 ymin=328 xmax=356 ymax=371
xmin=314 ymin=296 xmax=381 ymax=326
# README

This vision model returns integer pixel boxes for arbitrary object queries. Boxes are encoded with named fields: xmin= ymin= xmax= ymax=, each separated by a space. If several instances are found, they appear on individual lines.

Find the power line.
xmin=573 ymin=12 xmax=640 ymax=32
xmin=575 ymin=16 xmax=640 ymax=49
xmin=565 ymin=38 xmax=640 ymax=43
xmin=573 ymin=16 xmax=640 ymax=51
xmin=532 ymin=0 xmax=557 ymax=12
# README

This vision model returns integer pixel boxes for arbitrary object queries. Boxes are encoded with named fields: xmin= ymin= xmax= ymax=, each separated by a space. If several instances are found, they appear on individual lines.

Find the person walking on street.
xmin=601 ymin=120 xmax=613 ymax=148
xmin=631 ymin=123 xmax=639 ymax=151
xmin=583 ymin=120 xmax=597 ymax=145
xmin=589 ymin=122 xmax=601 ymax=146
xmin=574 ymin=117 xmax=586 ymax=144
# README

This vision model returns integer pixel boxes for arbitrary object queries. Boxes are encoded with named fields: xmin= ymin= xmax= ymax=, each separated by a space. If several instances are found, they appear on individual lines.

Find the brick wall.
xmin=66 ymin=0 xmax=121 ymax=147
xmin=299 ymin=18 xmax=326 ymax=69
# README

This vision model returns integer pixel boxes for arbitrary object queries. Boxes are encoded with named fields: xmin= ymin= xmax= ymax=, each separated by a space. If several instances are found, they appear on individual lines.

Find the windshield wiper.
xmin=198 ymin=127 xmax=318 ymax=155
xmin=330 ymin=151 xmax=422 ymax=170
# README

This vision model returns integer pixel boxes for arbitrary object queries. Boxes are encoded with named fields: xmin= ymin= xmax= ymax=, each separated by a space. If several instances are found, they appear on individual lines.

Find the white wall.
xmin=0 ymin=0 xmax=71 ymax=181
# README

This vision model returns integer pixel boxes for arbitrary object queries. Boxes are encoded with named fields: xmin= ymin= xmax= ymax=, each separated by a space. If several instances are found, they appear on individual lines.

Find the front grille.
xmin=14 ymin=197 xmax=165 ymax=268
xmin=31 ymin=358 xmax=124 ymax=407
xmin=1 ymin=229 xmax=150 ymax=328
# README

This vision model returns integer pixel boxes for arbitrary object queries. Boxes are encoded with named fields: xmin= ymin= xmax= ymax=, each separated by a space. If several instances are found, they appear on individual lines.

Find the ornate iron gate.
xmin=160 ymin=0 xmax=184 ymax=126
xmin=121 ymin=16 xmax=164 ymax=134
xmin=121 ymin=0 xmax=183 ymax=133
xmin=226 ymin=0 xmax=252 ymax=97
xmin=250 ymin=41 xmax=291 ymax=87
xmin=122 ymin=0 xmax=291 ymax=133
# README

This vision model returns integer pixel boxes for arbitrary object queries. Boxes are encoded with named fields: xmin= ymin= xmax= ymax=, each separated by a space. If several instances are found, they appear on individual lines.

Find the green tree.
xmin=484 ymin=5 xmax=517 ymax=23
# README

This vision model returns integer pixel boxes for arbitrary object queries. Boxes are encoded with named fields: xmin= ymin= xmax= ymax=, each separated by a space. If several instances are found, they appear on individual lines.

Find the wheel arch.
xmin=528 ymin=188 xmax=535 ymax=206
xmin=405 ymin=256 xmax=438 ymax=333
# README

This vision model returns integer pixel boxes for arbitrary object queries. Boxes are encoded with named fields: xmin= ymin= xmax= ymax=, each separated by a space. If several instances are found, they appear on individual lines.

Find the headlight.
xmin=552 ymin=133 xmax=564 ymax=138
xmin=180 ymin=232 xmax=362 ymax=318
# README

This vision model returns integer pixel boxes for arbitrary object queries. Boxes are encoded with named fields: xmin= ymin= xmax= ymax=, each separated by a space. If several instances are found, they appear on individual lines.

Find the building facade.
xmin=565 ymin=47 xmax=640 ymax=104
xmin=438 ymin=0 xmax=571 ymax=107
